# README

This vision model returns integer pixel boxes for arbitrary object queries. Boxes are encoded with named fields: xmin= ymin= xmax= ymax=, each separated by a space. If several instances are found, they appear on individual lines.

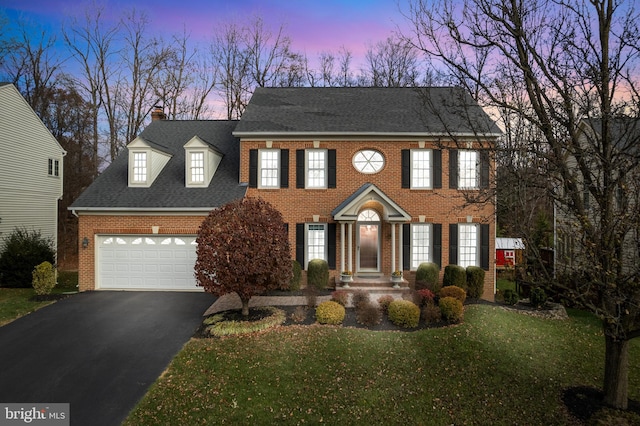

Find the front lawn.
xmin=125 ymin=305 xmax=639 ymax=425
xmin=0 ymin=271 xmax=78 ymax=326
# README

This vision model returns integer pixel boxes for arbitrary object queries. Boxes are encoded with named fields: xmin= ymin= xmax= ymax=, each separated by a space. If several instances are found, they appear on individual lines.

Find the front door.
xmin=357 ymin=209 xmax=380 ymax=272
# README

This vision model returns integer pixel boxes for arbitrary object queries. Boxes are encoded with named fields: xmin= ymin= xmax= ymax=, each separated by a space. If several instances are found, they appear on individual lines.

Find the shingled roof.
xmin=233 ymin=87 xmax=502 ymax=137
xmin=70 ymin=120 xmax=246 ymax=211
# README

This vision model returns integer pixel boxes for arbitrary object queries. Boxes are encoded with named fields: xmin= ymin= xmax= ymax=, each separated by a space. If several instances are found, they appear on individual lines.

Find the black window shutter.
xmin=432 ymin=223 xmax=442 ymax=268
xmin=249 ymin=149 xmax=258 ymax=188
xmin=480 ymin=151 xmax=490 ymax=189
xmin=480 ymin=223 xmax=490 ymax=270
xmin=401 ymin=150 xmax=410 ymax=188
xmin=280 ymin=149 xmax=289 ymax=188
xmin=449 ymin=149 xmax=458 ymax=189
xmin=433 ymin=150 xmax=442 ymax=189
xmin=296 ymin=223 xmax=305 ymax=268
xmin=296 ymin=149 xmax=305 ymax=188
xmin=449 ymin=223 xmax=458 ymax=265
xmin=402 ymin=224 xmax=411 ymax=270
xmin=328 ymin=149 xmax=336 ymax=188
xmin=328 ymin=223 xmax=336 ymax=269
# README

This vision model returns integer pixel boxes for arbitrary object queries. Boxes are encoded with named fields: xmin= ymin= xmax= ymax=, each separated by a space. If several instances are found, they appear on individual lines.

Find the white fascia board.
xmin=233 ymin=131 xmax=502 ymax=140
xmin=69 ymin=207 xmax=217 ymax=216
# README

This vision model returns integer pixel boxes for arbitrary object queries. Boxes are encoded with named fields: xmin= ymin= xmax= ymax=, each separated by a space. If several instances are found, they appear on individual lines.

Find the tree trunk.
xmin=603 ymin=333 xmax=629 ymax=410
xmin=241 ymin=298 xmax=250 ymax=317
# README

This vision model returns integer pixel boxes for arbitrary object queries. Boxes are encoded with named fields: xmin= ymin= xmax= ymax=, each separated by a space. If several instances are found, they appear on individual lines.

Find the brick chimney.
xmin=151 ymin=105 xmax=166 ymax=121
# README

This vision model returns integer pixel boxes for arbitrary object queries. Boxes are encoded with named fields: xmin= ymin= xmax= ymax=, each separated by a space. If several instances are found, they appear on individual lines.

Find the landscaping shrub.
xmin=416 ymin=288 xmax=435 ymax=306
xmin=439 ymin=285 xmax=467 ymax=303
xmin=351 ymin=289 xmax=370 ymax=309
xmin=331 ymin=290 xmax=349 ymax=306
xmin=315 ymin=301 xmax=346 ymax=325
xmin=356 ymin=302 xmax=382 ymax=326
xmin=290 ymin=306 xmax=307 ymax=323
xmin=466 ymin=266 xmax=485 ymax=299
xmin=0 ymin=228 xmax=55 ymax=288
xmin=439 ymin=297 xmax=464 ymax=323
xmin=503 ymin=289 xmax=519 ymax=305
xmin=387 ymin=299 xmax=420 ymax=328
xmin=377 ymin=295 xmax=394 ymax=314
xmin=443 ymin=264 xmax=467 ymax=290
xmin=422 ymin=302 xmax=442 ymax=324
xmin=304 ymin=285 xmax=318 ymax=308
xmin=529 ymin=287 xmax=547 ymax=308
xmin=415 ymin=262 xmax=440 ymax=293
xmin=32 ymin=261 xmax=56 ymax=296
xmin=204 ymin=307 xmax=286 ymax=337
xmin=307 ymin=259 xmax=329 ymax=290
xmin=289 ymin=260 xmax=302 ymax=291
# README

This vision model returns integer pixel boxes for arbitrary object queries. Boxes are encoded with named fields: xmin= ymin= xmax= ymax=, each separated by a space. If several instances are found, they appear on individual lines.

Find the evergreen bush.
xmin=387 ymin=299 xmax=420 ymax=328
xmin=465 ymin=266 xmax=485 ymax=299
xmin=307 ymin=259 xmax=329 ymax=290
xmin=443 ymin=264 xmax=467 ymax=290
xmin=415 ymin=262 xmax=440 ymax=293
xmin=0 ymin=228 xmax=55 ymax=288
xmin=503 ymin=289 xmax=520 ymax=305
xmin=32 ymin=261 xmax=56 ymax=296
xmin=315 ymin=301 xmax=345 ymax=325
xmin=439 ymin=285 xmax=467 ymax=303
xmin=529 ymin=287 xmax=547 ymax=308
xmin=439 ymin=297 xmax=464 ymax=323
xmin=290 ymin=260 xmax=302 ymax=291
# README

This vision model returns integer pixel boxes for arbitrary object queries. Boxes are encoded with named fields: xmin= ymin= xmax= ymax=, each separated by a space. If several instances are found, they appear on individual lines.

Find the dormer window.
xmin=132 ymin=152 xmax=148 ymax=183
xmin=189 ymin=152 xmax=205 ymax=184
xmin=127 ymin=137 xmax=171 ymax=187
xmin=184 ymin=136 xmax=223 ymax=187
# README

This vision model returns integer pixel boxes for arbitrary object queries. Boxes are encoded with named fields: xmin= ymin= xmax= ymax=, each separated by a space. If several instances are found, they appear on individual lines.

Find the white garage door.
xmin=97 ymin=235 xmax=202 ymax=291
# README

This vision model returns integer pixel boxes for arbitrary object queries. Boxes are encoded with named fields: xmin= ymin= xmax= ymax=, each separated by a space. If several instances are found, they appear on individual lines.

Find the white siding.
xmin=0 ymin=84 xmax=65 ymax=248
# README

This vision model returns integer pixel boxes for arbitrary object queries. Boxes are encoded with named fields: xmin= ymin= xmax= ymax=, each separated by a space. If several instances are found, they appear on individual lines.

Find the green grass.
xmin=0 ymin=271 xmax=78 ymax=326
xmin=496 ymin=277 xmax=516 ymax=292
xmin=124 ymin=305 xmax=639 ymax=425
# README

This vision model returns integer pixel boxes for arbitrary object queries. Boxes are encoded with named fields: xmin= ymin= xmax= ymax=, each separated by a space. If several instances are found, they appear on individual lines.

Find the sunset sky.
xmin=1 ymin=0 xmax=414 ymax=67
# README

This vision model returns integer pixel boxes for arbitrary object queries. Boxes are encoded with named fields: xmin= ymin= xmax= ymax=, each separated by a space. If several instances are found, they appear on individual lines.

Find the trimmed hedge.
xmin=503 ymin=289 xmax=519 ymax=305
xmin=443 ymin=265 xmax=466 ymax=290
xmin=465 ymin=266 xmax=485 ymax=299
xmin=439 ymin=285 xmax=467 ymax=303
xmin=289 ymin=260 xmax=302 ymax=291
xmin=315 ymin=301 xmax=346 ymax=325
xmin=415 ymin=262 xmax=440 ymax=293
xmin=307 ymin=259 xmax=329 ymax=290
xmin=387 ymin=299 xmax=420 ymax=328
xmin=439 ymin=297 xmax=464 ymax=323
xmin=32 ymin=261 xmax=56 ymax=296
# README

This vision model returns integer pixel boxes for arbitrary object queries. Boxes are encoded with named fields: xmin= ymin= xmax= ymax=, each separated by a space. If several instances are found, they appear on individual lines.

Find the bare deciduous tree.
xmin=404 ymin=0 xmax=640 ymax=409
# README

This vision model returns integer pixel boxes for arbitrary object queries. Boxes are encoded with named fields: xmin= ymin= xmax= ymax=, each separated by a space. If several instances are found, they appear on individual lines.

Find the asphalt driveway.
xmin=0 ymin=291 xmax=215 ymax=426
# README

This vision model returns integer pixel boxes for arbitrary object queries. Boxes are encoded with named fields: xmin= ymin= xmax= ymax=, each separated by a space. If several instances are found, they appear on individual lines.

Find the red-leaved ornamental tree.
xmin=195 ymin=197 xmax=292 ymax=316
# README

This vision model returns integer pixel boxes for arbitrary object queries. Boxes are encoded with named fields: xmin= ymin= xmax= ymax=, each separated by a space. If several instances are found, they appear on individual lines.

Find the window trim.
xmin=305 ymin=223 xmax=328 ymax=267
xmin=258 ymin=149 xmax=280 ymax=189
xmin=458 ymin=223 xmax=479 ymax=268
xmin=305 ymin=149 xmax=327 ymax=189
xmin=458 ymin=150 xmax=479 ymax=189
xmin=410 ymin=223 xmax=432 ymax=269
xmin=352 ymin=149 xmax=385 ymax=174
xmin=188 ymin=151 xmax=205 ymax=185
xmin=410 ymin=149 xmax=432 ymax=189
xmin=47 ymin=158 xmax=60 ymax=177
xmin=131 ymin=150 xmax=148 ymax=185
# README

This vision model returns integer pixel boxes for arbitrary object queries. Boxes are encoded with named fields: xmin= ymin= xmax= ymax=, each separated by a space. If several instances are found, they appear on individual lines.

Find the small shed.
xmin=495 ymin=238 xmax=525 ymax=268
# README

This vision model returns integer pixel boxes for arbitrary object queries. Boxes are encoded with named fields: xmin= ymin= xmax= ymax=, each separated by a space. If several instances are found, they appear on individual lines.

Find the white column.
xmin=340 ymin=222 xmax=345 ymax=273
xmin=398 ymin=223 xmax=404 ymax=273
xmin=348 ymin=222 xmax=353 ymax=272
xmin=391 ymin=223 xmax=396 ymax=273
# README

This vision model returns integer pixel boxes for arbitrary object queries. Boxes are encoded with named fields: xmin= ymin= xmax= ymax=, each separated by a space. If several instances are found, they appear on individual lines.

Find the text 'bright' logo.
xmin=1 ymin=404 xmax=69 ymax=425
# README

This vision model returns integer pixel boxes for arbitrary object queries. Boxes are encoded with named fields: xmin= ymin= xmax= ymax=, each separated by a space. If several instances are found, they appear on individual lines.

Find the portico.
xmin=332 ymin=184 xmax=411 ymax=286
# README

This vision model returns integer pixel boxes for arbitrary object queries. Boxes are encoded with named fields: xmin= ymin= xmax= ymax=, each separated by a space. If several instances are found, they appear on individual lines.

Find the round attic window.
xmin=352 ymin=149 xmax=384 ymax=174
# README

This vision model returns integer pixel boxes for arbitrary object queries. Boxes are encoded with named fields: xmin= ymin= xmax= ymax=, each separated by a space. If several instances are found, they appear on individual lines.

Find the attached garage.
xmin=96 ymin=235 xmax=202 ymax=291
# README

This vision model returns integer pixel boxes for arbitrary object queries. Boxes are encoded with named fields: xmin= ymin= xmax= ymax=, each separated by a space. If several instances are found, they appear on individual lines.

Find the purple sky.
xmin=1 ymin=0 xmax=413 ymax=66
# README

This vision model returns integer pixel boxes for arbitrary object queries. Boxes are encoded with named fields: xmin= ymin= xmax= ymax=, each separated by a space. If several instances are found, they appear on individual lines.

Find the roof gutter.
xmin=232 ymin=131 xmax=502 ymax=139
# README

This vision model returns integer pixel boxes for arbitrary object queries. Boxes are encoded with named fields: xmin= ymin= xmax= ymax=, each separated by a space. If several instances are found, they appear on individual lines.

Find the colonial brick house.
xmin=71 ymin=87 xmax=501 ymax=299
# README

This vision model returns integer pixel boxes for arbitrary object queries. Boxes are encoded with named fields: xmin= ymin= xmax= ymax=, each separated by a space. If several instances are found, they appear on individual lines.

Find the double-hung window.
xmin=411 ymin=150 xmax=431 ymax=189
xmin=411 ymin=224 xmax=431 ymax=268
xmin=48 ymin=158 xmax=60 ymax=177
xmin=132 ymin=152 xmax=147 ymax=183
xmin=306 ymin=149 xmax=327 ymax=188
xmin=259 ymin=149 xmax=280 ymax=188
xmin=306 ymin=224 xmax=327 ymax=264
xmin=189 ymin=152 xmax=205 ymax=184
xmin=458 ymin=223 xmax=479 ymax=267
xmin=458 ymin=150 xmax=479 ymax=189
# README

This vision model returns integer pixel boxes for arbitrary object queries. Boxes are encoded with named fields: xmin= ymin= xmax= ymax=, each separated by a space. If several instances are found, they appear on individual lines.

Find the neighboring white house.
xmin=0 ymin=83 xmax=66 ymax=249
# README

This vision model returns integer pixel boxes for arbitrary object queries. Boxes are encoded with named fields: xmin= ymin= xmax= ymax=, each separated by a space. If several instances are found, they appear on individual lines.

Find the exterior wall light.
xmin=82 ymin=237 xmax=89 ymax=249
